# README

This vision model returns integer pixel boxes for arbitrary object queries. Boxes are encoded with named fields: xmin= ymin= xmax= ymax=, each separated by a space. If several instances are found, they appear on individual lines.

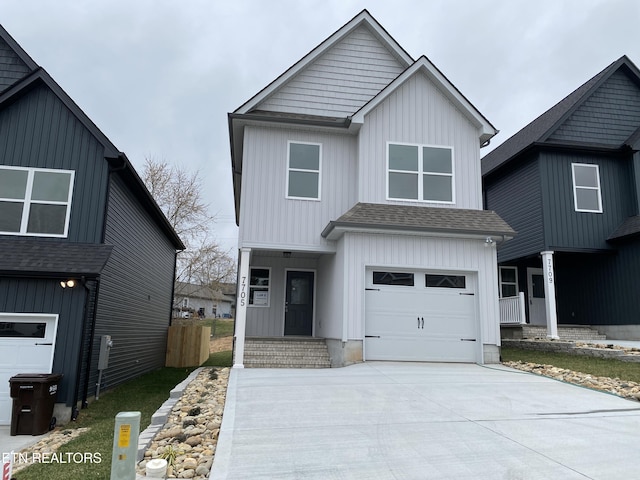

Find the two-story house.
xmin=229 ymin=10 xmax=514 ymax=368
xmin=0 ymin=25 xmax=184 ymax=425
xmin=483 ymin=55 xmax=640 ymax=341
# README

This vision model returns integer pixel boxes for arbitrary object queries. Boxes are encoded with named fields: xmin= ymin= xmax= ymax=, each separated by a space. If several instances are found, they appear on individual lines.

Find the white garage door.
xmin=365 ymin=269 xmax=478 ymax=362
xmin=0 ymin=314 xmax=57 ymax=425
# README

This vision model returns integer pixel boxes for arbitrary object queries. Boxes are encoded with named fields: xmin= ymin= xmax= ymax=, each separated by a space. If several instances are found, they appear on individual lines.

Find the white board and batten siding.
xmin=239 ymin=126 xmax=356 ymax=251
xmin=258 ymin=26 xmax=406 ymax=117
xmin=358 ymin=72 xmax=484 ymax=209
xmin=340 ymin=232 xmax=501 ymax=354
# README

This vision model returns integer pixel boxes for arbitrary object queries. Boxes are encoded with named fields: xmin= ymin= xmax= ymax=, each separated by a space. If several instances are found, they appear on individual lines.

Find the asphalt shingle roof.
xmin=321 ymin=202 xmax=515 ymax=239
xmin=608 ymin=216 xmax=640 ymax=241
xmin=0 ymin=238 xmax=113 ymax=277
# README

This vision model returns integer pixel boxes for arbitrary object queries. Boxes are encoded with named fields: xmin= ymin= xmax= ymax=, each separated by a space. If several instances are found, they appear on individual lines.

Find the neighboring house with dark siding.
xmin=0 ymin=25 xmax=184 ymax=425
xmin=482 ymin=55 xmax=640 ymax=340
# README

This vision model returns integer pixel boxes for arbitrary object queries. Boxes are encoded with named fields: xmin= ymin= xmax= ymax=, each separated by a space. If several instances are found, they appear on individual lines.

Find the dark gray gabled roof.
xmin=608 ymin=215 xmax=640 ymax=241
xmin=0 ymin=239 xmax=113 ymax=278
xmin=482 ymin=56 xmax=635 ymax=177
xmin=321 ymin=202 xmax=515 ymax=240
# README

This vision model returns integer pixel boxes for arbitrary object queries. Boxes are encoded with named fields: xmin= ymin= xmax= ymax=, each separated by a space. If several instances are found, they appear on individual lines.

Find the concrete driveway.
xmin=211 ymin=362 xmax=640 ymax=479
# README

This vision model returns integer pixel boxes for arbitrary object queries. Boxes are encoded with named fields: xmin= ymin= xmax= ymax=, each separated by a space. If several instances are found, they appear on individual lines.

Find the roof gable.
xmin=351 ymin=56 xmax=497 ymax=143
xmin=547 ymin=68 xmax=640 ymax=146
xmin=0 ymin=25 xmax=37 ymax=95
xmin=235 ymin=10 xmax=413 ymax=116
xmin=482 ymin=56 xmax=640 ymax=176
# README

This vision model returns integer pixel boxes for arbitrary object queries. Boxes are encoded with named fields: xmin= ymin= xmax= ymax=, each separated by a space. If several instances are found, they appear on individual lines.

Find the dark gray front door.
xmin=284 ymin=271 xmax=314 ymax=336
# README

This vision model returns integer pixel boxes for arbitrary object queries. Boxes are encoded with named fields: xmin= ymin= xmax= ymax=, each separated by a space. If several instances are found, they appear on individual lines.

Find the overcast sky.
xmin=2 ymin=0 xmax=639 ymax=257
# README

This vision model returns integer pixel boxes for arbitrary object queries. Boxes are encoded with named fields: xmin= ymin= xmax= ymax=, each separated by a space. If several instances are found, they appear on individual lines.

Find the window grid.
xmin=571 ymin=163 xmax=602 ymax=213
xmin=499 ymin=266 xmax=518 ymax=298
xmin=286 ymin=141 xmax=322 ymax=201
xmin=0 ymin=166 xmax=74 ymax=237
xmin=387 ymin=142 xmax=454 ymax=203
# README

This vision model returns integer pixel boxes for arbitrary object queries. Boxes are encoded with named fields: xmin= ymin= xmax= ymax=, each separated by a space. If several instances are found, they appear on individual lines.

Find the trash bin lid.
xmin=9 ymin=373 xmax=63 ymax=383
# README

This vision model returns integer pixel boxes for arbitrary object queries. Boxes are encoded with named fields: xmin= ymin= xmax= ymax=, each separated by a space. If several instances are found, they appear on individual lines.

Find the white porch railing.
xmin=499 ymin=292 xmax=526 ymax=325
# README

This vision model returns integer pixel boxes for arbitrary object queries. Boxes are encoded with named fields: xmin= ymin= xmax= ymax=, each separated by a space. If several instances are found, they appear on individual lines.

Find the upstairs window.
xmin=387 ymin=143 xmax=454 ymax=203
xmin=0 ymin=166 xmax=75 ymax=237
xmin=287 ymin=142 xmax=321 ymax=200
xmin=571 ymin=163 xmax=602 ymax=213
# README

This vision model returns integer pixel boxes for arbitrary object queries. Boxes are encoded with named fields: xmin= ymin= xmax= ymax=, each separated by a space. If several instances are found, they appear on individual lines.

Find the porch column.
xmin=233 ymin=247 xmax=251 ymax=368
xmin=541 ymin=251 xmax=559 ymax=339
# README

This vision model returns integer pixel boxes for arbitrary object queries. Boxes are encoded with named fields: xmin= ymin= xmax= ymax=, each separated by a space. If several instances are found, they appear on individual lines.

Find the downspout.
xmin=81 ymin=279 xmax=101 ymax=408
xmin=81 ymin=154 xmax=127 ymax=408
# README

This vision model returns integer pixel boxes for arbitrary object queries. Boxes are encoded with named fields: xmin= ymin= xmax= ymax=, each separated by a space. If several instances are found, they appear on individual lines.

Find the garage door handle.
xmin=365 ymin=288 xmax=380 ymax=291
xmin=460 ymin=338 xmax=476 ymax=342
xmin=35 ymin=342 xmax=53 ymax=346
xmin=417 ymin=317 xmax=424 ymax=329
xmin=365 ymin=335 xmax=380 ymax=338
xmin=459 ymin=293 xmax=475 ymax=296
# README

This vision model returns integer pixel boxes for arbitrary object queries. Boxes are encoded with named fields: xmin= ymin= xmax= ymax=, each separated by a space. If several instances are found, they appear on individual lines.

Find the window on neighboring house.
xmin=387 ymin=143 xmax=454 ymax=203
xmin=182 ymin=298 xmax=189 ymax=308
xmin=249 ymin=267 xmax=270 ymax=306
xmin=287 ymin=141 xmax=321 ymax=200
xmin=571 ymin=163 xmax=602 ymax=213
xmin=499 ymin=266 xmax=518 ymax=298
xmin=0 ymin=166 xmax=75 ymax=237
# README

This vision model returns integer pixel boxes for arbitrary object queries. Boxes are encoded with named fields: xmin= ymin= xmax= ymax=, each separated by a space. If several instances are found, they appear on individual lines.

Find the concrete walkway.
xmin=210 ymin=362 xmax=640 ymax=479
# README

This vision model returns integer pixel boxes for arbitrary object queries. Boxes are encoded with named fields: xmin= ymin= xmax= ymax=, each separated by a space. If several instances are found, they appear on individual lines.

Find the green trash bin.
xmin=9 ymin=373 xmax=63 ymax=436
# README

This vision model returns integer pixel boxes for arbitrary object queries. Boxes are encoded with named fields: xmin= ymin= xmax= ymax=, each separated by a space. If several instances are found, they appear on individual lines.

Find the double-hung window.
xmin=387 ymin=142 xmax=454 ymax=203
xmin=249 ymin=267 xmax=270 ymax=307
xmin=287 ymin=141 xmax=321 ymax=200
xmin=0 ymin=166 xmax=75 ymax=237
xmin=499 ymin=266 xmax=518 ymax=298
xmin=571 ymin=163 xmax=602 ymax=213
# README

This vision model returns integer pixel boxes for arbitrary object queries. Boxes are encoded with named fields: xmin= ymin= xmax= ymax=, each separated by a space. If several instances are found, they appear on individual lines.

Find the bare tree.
xmin=142 ymin=158 xmax=236 ymax=313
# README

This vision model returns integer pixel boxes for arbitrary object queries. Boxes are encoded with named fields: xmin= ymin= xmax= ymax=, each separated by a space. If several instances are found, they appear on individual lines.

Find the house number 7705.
xmin=239 ymin=276 xmax=247 ymax=307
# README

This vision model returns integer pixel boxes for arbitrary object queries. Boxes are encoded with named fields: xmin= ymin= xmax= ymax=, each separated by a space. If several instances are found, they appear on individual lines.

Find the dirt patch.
xmin=210 ymin=335 xmax=233 ymax=353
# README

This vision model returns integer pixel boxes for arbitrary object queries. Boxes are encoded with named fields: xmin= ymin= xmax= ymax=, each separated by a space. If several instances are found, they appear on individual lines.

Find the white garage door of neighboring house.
xmin=365 ymin=269 xmax=478 ymax=362
xmin=0 ymin=314 xmax=58 ymax=425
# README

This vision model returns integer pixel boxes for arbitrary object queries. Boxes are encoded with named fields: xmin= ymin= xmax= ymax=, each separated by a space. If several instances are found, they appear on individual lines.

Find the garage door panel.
xmin=365 ymin=269 xmax=477 ymax=363
xmin=0 ymin=315 xmax=56 ymax=425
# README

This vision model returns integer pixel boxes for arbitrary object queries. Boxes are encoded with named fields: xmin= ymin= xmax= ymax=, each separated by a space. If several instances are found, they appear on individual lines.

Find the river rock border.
xmin=136 ymin=367 xmax=229 ymax=479
xmin=502 ymin=339 xmax=640 ymax=362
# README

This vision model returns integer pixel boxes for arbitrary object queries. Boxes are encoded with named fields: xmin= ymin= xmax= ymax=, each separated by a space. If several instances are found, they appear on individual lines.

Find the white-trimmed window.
xmin=387 ymin=142 xmax=454 ymax=203
xmin=249 ymin=267 xmax=270 ymax=307
xmin=499 ymin=266 xmax=518 ymax=298
xmin=287 ymin=141 xmax=321 ymax=200
xmin=0 ymin=166 xmax=75 ymax=237
xmin=571 ymin=163 xmax=602 ymax=213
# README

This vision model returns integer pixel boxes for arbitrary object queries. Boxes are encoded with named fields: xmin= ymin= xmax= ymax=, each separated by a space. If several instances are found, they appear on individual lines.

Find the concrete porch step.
xmin=244 ymin=337 xmax=331 ymax=369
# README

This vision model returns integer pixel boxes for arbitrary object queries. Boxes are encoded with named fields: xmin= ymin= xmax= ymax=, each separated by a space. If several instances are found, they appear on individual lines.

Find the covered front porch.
xmin=233 ymin=247 xmax=343 ymax=368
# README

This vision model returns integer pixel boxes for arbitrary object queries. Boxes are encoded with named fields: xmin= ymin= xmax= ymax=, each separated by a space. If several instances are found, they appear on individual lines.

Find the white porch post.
xmin=233 ymin=247 xmax=251 ymax=368
xmin=541 ymin=251 xmax=559 ymax=339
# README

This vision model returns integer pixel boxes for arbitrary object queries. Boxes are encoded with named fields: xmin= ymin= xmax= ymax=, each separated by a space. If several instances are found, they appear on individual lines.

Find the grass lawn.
xmin=14 ymin=367 xmax=194 ymax=480
xmin=502 ymin=346 xmax=640 ymax=383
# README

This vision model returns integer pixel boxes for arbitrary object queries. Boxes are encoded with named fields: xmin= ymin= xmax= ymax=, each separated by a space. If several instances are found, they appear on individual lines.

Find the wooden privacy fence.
xmin=166 ymin=325 xmax=211 ymax=367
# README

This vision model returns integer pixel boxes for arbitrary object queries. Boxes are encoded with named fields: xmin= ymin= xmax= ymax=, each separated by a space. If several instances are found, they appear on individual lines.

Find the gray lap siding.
xmin=90 ymin=173 xmax=176 ymax=397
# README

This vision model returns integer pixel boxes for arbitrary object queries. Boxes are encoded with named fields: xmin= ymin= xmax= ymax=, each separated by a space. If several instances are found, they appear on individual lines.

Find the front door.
xmin=284 ymin=271 xmax=314 ymax=336
xmin=527 ymin=268 xmax=546 ymax=325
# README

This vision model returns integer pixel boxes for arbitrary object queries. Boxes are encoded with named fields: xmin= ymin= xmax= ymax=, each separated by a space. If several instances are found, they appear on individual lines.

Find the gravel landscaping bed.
xmin=504 ymin=360 xmax=640 ymax=401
